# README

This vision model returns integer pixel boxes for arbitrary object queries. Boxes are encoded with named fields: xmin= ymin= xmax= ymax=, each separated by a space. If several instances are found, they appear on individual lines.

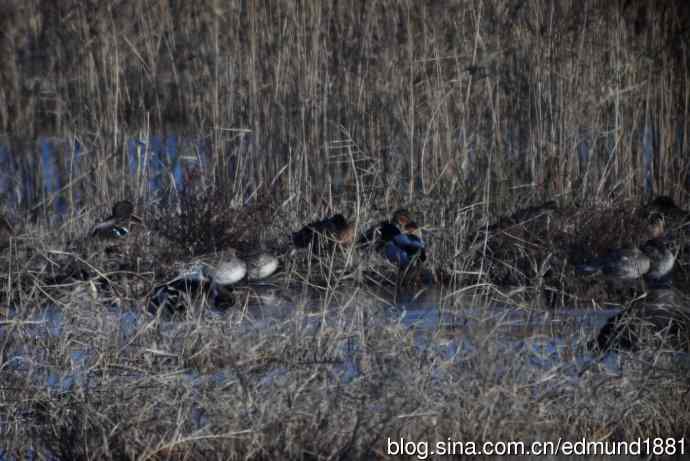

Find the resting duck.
xmin=243 ymin=252 xmax=280 ymax=281
xmin=384 ymin=221 xmax=426 ymax=269
xmin=359 ymin=208 xmax=412 ymax=249
xmin=150 ymin=256 xmax=247 ymax=314
xmin=576 ymin=213 xmax=676 ymax=284
xmin=644 ymin=195 xmax=688 ymax=221
xmin=292 ymin=214 xmax=355 ymax=249
xmin=575 ymin=246 xmax=651 ymax=281
xmin=91 ymin=200 xmax=143 ymax=238
xmin=149 ymin=250 xmax=279 ymax=315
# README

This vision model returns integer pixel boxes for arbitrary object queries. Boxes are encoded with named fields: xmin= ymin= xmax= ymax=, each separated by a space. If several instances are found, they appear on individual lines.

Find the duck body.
xmin=576 ymin=211 xmax=676 ymax=284
xmin=244 ymin=253 xmax=279 ymax=280
xmin=209 ymin=257 xmax=247 ymax=285
xmin=383 ymin=222 xmax=426 ymax=269
xmin=91 ymin=200 xmax=143 ymax=239
xmin=149 ymin=258 xmax=246 ymax=315
xmin=359 ymin=209 xmax=411 ymax=249
xmin=576 ymin=247 xmax=651 ymax=280
xmin=640 ymin=238 xmax=676 ymax=281
xmin=292 ymin=214 xmax=354 ymax=249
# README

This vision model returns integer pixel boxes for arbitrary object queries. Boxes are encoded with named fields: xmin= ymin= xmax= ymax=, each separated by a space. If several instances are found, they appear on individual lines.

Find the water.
xmin=0 ymin=286 xmax=629 ymax=393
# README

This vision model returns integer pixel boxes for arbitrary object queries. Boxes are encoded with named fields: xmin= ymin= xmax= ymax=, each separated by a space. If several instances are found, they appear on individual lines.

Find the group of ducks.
xmin=98 ymin=198 xmax=686 ymax=352
xmin=79 ymin=201 xmax=427 ymax=314
xmin=1 ymin=197 xmax=688 ymax=352
xmin=572 ymin=203 xmax=689 ymax=353
xmin=291 ymin=208 xmax=427 ymax=269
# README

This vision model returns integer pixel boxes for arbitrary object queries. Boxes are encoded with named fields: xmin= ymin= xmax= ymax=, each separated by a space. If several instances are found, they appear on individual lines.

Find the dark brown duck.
xmin=91 ymin=200 xmax=143 ymax=238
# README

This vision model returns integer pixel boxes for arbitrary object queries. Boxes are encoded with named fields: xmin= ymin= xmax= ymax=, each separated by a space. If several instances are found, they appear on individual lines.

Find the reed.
xmin=1 ymin=2 xmax=689 ymax=457
xmin=0 ymin=1 xmax=687 ymax=219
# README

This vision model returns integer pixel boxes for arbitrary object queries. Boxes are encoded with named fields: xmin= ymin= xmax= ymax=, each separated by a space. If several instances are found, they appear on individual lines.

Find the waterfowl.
xmin=149 ymin=257 xmax=246 ymax=315
xmin=640 ymin=212 xmax=676 ymax=283
xmin=359 ymin=208 xmax=412 ymax=248
xmin=292 ymin=214 xmax=355 ymax=249
xmin=593 ymin=286 xmax=690 ymax=352
xmin=575 ymin=212 xmax=676 ymax=284
xmin=645 ymin=195 xmax=688 ymax=221
xmin=209 ymin=257 xmax=248 ymax=285
xmin=244 ymin=252 xmax=279 ymax=280
xmin=91 ymin=200 xmax=143 ymax=238
xmin=384 ymin=221 xmax=426 ymax=269
xmin=575 ymin=247 xmax=651 ymax=281
xmin=640 ymin=238 xmax=676 ymax=281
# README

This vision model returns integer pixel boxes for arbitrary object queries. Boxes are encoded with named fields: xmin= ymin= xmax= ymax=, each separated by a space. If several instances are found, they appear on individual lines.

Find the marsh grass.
xmin=1 ymin=0 xmax=690 ymax=458
xmin=0 ymin=1 xmax=688 ymax=216
xmin=1 ymin=206 xmax=690 ymax=458
xmin=1 ymin=278 xmax=689 ymax=458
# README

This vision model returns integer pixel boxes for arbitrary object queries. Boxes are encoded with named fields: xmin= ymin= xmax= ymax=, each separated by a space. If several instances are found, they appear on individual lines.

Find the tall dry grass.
xmin=0 ymin=0 xmax=687 ymax=221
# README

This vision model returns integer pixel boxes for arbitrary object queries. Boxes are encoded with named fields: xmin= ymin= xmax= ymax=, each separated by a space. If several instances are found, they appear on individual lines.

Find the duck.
xmin=359 ymin=208 xmax=412 ymax=249
xmin=149 ymin=257 xmax=247 ymax=315
xmin=640 ymin=212 xmax=676 ymax=283
xmin=244 ymin=252 xmax=280 ymax=281
xmin=640 ymin=238 xmax=676 ymax=282
xmin=292 ymin=214 xmax=355 ymax=249
xmin=575 ymin=212 xmax=676 ymax=285
xmin=383 ymin=221 xmax=427 ymax=269
xmin=575 ymin=246 xmax=651 ymax=281
xmin=91 ymin=200 xmax=143 ymax=238
xmin=644 ymin=195 xmax=688 ymax=221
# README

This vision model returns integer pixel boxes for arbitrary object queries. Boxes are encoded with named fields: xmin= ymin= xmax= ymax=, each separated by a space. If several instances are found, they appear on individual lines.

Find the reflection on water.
xmin=0 ymin=135 xmax=212 ymax=213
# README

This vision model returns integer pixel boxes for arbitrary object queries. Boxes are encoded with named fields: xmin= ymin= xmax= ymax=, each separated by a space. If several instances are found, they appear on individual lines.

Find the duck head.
xmin=112 ymin=200 xmax=143 ymax=223
xmin=392 ymin=208 xmax=411 ymax=228
xmin=646 ymin=212 xmax=665 ymax=239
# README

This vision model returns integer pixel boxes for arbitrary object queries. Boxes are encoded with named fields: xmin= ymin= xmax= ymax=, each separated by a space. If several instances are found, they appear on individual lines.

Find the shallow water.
xmin=0 ymin=286 xmax=629 ymax=392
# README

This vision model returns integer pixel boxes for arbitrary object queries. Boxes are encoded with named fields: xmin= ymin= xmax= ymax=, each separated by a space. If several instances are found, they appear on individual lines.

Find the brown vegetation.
xmin=1 ymin=1 xmax=690 ymax=458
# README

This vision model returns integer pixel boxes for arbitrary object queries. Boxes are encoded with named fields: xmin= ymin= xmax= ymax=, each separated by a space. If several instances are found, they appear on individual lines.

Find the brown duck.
xmin=292 ymin=214 xmax=355 ymax=249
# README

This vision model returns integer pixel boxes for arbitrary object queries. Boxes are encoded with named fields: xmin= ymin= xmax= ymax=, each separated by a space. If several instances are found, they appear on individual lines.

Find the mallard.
xmin=292 ymin=214 xmax=355 ymax=249
xmin=576 ymin=212 xmax=676 ymax=284
xmin=383 ymin=221 xmax=426 ymax=269
xmin=359 ymin=208 xmax=412 ymax=249
xmin=91 ymin=200 xmax=143 ymax=238
xmin=575 ymin=247 xmax=651 ymax=281
xmin=149 ymin=256 xmax=247 ymax=315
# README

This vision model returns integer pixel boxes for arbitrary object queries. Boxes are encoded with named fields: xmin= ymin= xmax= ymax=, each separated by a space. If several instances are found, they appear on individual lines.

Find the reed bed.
xmin=0 ymin=195 xmax=689 ymax=458
xmin=1 ymin=0 xmax=690 ymax=458
xmin=1 ymin=270 xmax=689 ymax=459
xmin=0 ymin=0 xmax=687 ymax=217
